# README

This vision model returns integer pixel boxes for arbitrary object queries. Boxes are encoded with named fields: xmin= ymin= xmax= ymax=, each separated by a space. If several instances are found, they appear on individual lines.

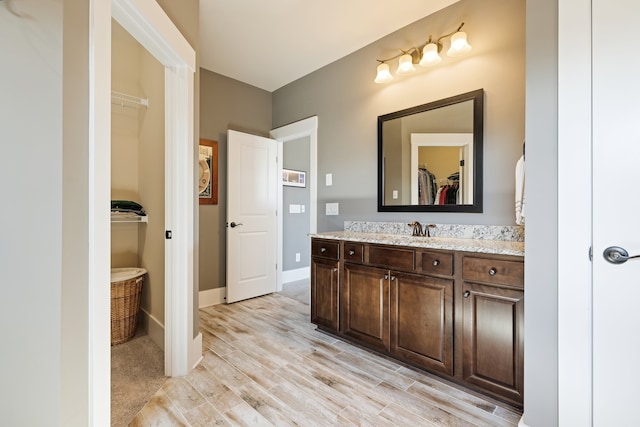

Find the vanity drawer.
xmin=421 ymin=251 xmax=454 ymax=276
xmin=344 ymin=243 xmax=364 ymax=264
xmin=368 ymin=245 xmax=415 ymax=271
xmin=462 ymin=256 xmax=524 ymax=288
xmin=312 ymin=239 xmax=340 ymax=260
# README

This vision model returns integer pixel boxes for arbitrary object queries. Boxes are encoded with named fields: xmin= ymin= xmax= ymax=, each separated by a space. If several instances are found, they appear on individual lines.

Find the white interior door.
xmin=227 ymin=130 xmax=278 ymax=303
xmin=592 ymin=0 xmax=640 ymax=423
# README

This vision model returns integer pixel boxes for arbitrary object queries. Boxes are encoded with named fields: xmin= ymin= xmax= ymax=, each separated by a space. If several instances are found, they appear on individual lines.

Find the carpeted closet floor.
xmin=111 ymin=332 xmax=166 ymax=426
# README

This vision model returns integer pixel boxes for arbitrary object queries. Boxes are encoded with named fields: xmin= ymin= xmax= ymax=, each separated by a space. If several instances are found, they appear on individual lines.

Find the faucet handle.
xmin=425 ymin=224 xmax=436 ymax=237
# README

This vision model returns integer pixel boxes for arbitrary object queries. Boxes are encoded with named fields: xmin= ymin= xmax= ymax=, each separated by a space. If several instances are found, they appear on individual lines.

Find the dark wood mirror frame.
xmin=377 ymin=89 xmax=484 ymax=213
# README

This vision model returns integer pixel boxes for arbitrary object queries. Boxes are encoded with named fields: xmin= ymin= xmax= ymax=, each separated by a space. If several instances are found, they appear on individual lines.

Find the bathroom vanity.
xmin=310 ymin=230 xmax=524 ymax=408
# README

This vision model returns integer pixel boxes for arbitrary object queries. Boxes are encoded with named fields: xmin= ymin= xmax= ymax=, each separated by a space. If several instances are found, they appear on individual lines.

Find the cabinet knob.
xmin=432 ymin=259 xmax=440 ymax=266
xmin=390 ymin=276 xmax=396 ymax=281
xmin=384 ymin=274 xmax=389 ymax=280
xmin=349 ymin=250 xmax=355 ymax=256
xmin=463 ymin=290 xmax=470 ymax=298
xmin=320 ymin=247 xmax=327 ymax=253
xmin=488 ymin=268 xmax=497 ymax=276
xmin=333 ymin=267 xmax=338 ymax=272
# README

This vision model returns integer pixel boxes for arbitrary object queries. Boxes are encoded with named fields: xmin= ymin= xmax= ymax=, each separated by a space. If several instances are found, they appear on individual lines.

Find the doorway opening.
xmin=271 ymin=116 xmax=319 ymax=292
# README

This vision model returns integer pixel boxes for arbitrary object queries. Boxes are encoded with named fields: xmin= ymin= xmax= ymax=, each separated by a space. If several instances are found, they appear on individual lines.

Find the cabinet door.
xmin=310 ymin=257 xmax=339 ymax=332
xmin=463 ymin=282 xmax=524 ymax=405
xmin=342 ymin=263 xmax=390 ymax=351
xmin=391 ymin=272 xmax=454 ymax=375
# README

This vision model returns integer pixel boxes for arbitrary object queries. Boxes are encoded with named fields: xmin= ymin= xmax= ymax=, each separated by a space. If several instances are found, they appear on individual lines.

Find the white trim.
xmin=282 ymin=267 xmax=311 ymax=284
xmin=199 ymin=287 xmax=227 ymax=307
xmin=89 ymin=0 xmax=198 ymax=420
xmin=89 ymin=1 xmax=113 ymax=424
xmin=558 ymin=0 xmax=593 ymax=425
xmin=518 ymin=415 xmax=529 ymax=427
xmin=190 ymin=333 xmax=203 ymax=370
xmin=111 ymin=0 xmax=195 ymax=70
xmin=271 ymin=116 xmax=318 ymax=293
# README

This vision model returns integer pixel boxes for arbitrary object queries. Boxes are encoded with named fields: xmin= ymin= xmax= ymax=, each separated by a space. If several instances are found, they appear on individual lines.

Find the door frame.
xmin=90 ymin=0 xmax=200 ymax=422
xmin=557 ymin=0 xmax=593 ymax=425
xmin=271 ymin=116 xmax=318 ymax=291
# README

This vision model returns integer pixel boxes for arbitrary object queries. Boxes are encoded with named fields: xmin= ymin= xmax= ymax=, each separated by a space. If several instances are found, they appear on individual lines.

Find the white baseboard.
xmin=139 ymin=308 xmax=164 ymax=350
xmin=282 ymin=267 xmax=310 ymax=284
xmin=190 ymin=332 xmax=203 ymax=369
xmin=518 ymin=415 xmax=529 ymax=427
xmin=199 ymin=287 xmax=226 ymax=308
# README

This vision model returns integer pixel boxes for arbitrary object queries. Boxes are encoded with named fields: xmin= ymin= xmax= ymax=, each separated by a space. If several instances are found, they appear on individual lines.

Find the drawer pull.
xmin=433 ymin=259 xmax=440 ymax=266
xmin=320 ymin=247 xmax=327 ymax=253
xmin=349 ymin=250 xmax=355 ymax=256
xmin=463 ymin=290 xmax=470 ymax=298
xmin=488 ymin=268 xmax=497 ymax=276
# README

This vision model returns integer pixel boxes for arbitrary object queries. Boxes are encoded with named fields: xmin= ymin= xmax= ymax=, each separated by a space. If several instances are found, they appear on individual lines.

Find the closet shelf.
xmin=111 ymin=212 xmax=148 ymax=223
xmin=111 ymin=90 xmax=149 ymax=109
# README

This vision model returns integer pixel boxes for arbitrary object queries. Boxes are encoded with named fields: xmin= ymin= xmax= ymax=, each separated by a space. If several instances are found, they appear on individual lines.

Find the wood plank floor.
xmin=129 ymin=288 xmax=522 ymax=426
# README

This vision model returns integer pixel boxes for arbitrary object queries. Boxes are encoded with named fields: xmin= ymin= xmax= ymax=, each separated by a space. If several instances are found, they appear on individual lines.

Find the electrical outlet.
xmin=295 ymin=253 xmax=301 ymax=262
xmin=393 ymin=190 xmax=398 ymax=199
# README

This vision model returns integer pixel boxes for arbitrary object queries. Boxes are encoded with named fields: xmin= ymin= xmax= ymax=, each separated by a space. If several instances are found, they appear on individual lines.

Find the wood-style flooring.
xmin=129 ymin=286 xmax=522 ymax=426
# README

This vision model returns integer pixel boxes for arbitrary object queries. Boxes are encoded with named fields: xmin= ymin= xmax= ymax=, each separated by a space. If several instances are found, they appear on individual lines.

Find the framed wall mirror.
xmin=378 ymin=89 xmax=484 ymax=213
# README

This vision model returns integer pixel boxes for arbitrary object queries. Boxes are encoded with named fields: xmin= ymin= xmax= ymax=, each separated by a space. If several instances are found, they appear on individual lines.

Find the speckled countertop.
xmin=310 ymin=231 xmax=524 ymax=257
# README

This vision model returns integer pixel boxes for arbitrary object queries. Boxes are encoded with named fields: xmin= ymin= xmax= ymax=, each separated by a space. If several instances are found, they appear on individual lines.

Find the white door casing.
xmin=271 ymin=116 xmax=318 ymax=291
xmin=558 ymin=0 xmax=640 ymax=425
xmin=226 ymin=130 xmax=278 ymax=303
xmin=591 ymin=0 xmax=640 ymax=424
xmin=88 ymin=0 xmax=199 ymax=423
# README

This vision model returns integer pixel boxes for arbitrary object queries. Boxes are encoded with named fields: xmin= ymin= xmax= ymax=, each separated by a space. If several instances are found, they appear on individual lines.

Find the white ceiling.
xmin=199 ymin=0 xmax=459 ymax=92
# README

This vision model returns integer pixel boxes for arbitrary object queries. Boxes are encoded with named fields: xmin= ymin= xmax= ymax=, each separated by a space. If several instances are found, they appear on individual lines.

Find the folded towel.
xmin=111 ymin=200 xmax=146 ymax=216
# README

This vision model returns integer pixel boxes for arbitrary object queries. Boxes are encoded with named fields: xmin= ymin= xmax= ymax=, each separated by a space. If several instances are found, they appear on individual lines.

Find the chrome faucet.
xmin=407 ymin=221 xmax=436 ymax=237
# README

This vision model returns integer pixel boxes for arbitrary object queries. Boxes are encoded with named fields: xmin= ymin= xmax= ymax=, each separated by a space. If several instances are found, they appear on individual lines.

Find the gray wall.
xmin=283 ymin=137 xmax=311 ymax=271
xmin=199 ymin=69 xmax=272 ymax=291
xmin=273 ymin=0 xmax=525 ymax=231
xmin=525 ymin=0 xmax=559 ymax=425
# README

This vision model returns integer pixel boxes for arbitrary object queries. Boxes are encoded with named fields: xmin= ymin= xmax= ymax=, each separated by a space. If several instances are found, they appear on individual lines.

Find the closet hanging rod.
xmin=111 ymin=90 xmax=149 ymax=108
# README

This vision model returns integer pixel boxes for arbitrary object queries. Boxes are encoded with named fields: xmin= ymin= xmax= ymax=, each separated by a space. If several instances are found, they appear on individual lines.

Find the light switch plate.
xmin=392 ymin=190 xmax=398 ymax=199
xmin=289 ymin=204 xmax=301 ymax=214
xmin=326 ymin=202 xmax=339 ymax=215
xmin=325 ymin=173 xmax=333 ymax=186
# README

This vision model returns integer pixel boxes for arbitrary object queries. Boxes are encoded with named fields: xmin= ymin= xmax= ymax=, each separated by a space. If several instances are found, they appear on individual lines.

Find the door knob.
xmin=229 ymin=222 xmax=243 ymax=228
xmin=603 ymin=246 xmax=640 ymax=264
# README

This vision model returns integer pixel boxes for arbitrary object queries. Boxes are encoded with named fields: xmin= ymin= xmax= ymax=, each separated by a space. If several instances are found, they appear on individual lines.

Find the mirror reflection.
xmin=378 ymin=89 xmax=483 ymax=213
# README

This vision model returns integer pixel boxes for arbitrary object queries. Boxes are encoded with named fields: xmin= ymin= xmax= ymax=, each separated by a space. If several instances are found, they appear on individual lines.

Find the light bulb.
xmin=374 ymin=63 xmax=393 ymax=84
xmin=396 ymin=53 xmax=415 ymax=74
xmin=447 ymin=31 xmax=472 ymax=57
xmin=419 ymin=43 xmax=442 ymax=66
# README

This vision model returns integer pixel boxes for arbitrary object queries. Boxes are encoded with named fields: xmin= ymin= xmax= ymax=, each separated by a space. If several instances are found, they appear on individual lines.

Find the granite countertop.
xmin=310 ymin=231 xmax=524 ymax=257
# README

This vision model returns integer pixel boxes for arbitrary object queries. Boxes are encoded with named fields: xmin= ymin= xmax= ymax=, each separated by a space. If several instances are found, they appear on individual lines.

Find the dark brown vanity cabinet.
xmin=390 ymin=271 xmax=454 ymax=376
xmin=341 ymin=263 xmax=390 ymax=351
xmin=310 ymin=240 xmax=340 ymax=332
xmin=462 ymin=256 xmax=524 ymax=405
xmin=310 ymin=237 xmax=524 ymax=408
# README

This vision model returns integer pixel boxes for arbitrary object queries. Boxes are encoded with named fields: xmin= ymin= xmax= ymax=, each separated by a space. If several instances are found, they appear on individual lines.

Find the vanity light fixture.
xmin=374 ymin=22 xmax=472 ymax=84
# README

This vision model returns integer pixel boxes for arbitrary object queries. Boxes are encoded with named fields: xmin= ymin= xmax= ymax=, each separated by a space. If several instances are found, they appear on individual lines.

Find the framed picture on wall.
xmin=199 ymin=139 xmax=218 ymax=204
xmin=283 ymin=169 xmax=306 ymax=187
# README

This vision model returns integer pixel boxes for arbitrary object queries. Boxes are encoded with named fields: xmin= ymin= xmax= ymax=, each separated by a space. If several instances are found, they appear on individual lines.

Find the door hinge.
xmin=165 ymin=230 xmax=172 ymax=239
xmin=460 ymin=159 xmax=465 ymax=167
xmin=589 ymin=246 xmax=593 ymax=261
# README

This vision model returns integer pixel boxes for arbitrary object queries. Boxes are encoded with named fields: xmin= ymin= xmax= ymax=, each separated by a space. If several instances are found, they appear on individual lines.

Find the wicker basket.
xmin=110 ymin=269 xmax=145 ymax=345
